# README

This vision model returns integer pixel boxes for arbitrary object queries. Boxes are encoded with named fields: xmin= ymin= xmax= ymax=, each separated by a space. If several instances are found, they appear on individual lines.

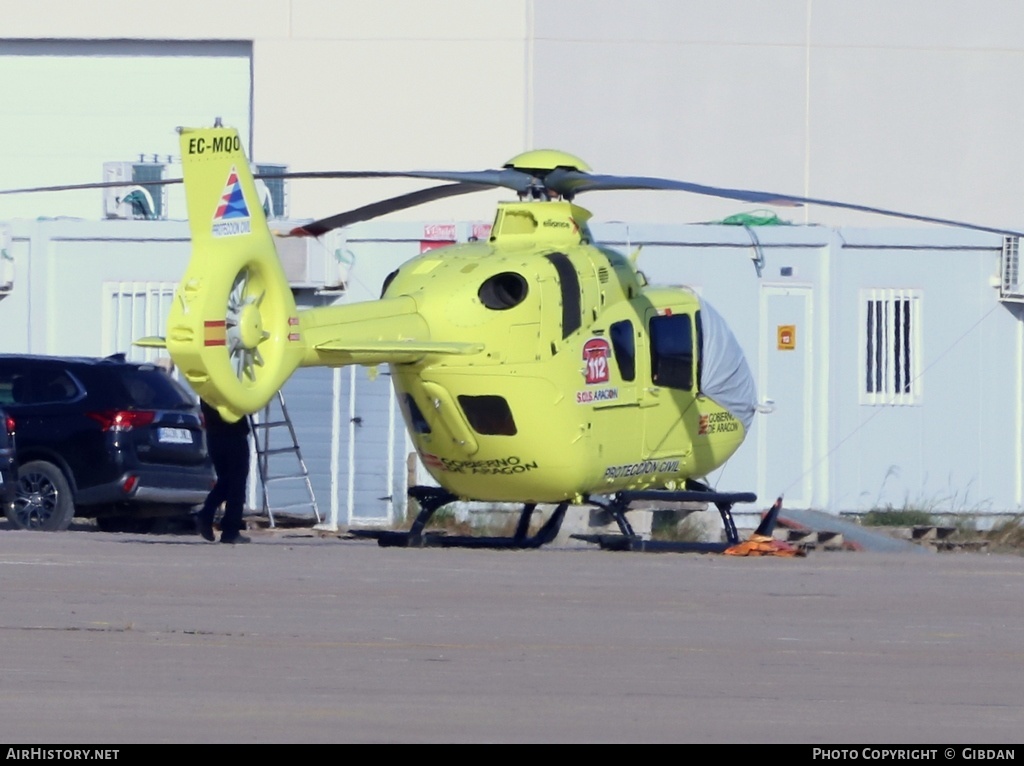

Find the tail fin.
xmin=167 ymin=126 xmax=304 ymax=422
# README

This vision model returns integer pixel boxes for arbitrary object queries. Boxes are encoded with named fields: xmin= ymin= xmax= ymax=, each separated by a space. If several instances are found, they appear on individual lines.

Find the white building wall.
xmin=530 ymin=1 xmax=1024 ymax=234
xmin=828 ymin=231 xmax=1022 ymax=518
xmin=0 ymin=41 xmax=253 ymax=221
xmin=4 ymin=1 xmax=1024 ymax=233
xmin=0 ymin=220 xmax=192 ymax=355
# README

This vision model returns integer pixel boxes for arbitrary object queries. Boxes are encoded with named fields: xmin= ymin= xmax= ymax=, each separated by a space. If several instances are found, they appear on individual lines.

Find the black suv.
xmin=0 ymin=354 xmax=214 ymax=531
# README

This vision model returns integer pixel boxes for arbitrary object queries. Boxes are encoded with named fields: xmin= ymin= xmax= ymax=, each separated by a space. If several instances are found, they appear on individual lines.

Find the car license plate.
xmin=158 ymin=427 xmax=193 ymax=444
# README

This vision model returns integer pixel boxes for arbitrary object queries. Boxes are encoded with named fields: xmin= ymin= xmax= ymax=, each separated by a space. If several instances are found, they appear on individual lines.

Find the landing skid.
xmin=350 ymin=482 xmax=784 ymax=554
xmin=574 ymin=480 xmax=775 ymax=554
xmin=350 ymin=486 xmax=569 ymax=549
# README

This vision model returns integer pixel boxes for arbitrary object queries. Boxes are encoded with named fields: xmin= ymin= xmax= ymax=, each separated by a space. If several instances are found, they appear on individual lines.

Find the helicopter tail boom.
xmin=167 ymin=126 xmax=305 ymax=422
xmin=294 ymin=295 xmax=483 ymax=367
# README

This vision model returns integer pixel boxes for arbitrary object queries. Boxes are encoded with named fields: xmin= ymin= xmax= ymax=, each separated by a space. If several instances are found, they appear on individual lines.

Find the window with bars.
xmin=860 ymin=289 xmax=921 ymax=405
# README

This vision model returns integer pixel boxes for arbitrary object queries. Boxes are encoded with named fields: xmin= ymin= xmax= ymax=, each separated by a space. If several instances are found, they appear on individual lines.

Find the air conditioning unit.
xmin=1000 ymin=236 xmax=1024 ymax=302
xmin=103 ymin=161 xmax=167 ymax=220
xmin=273 ymin=229 xmax=351 ymax=290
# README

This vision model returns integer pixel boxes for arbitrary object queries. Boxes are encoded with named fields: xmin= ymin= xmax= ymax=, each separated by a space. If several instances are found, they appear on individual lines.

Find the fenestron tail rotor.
xmin=225 ymin=267 xmax=271 ymax=382
xmin=167 ymin=126 xmax=305 ymax=422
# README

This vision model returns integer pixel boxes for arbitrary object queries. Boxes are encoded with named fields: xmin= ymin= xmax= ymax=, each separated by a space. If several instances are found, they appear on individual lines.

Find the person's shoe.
xmin=196 ymin=515 xmax=215 ymax=542
xmin=220 ymin=532 xmax=251 ymax=545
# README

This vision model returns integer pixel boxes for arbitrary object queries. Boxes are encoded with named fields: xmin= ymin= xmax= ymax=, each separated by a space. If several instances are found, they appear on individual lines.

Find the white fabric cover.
xmin=698 ymin=298 xmax=757 ymax=430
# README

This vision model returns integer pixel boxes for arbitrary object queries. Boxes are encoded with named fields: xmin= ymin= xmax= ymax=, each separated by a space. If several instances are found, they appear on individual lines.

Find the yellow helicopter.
xmin=159 ymin=125 xmax=790 ymax=554
xmin=12 ymin=124 xmax=1018 ymax=553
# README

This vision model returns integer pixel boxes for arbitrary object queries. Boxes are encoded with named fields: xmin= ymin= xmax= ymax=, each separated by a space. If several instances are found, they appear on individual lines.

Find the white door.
xmin=758 ymin=285 xmax=814 ymax=507
xmin=0 ymin=40 xmax=252 ymax=221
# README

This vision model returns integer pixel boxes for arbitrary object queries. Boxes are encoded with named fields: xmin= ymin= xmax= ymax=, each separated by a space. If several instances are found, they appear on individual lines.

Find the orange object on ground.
xmin=724 ymin=533 xmax=806 ymax=557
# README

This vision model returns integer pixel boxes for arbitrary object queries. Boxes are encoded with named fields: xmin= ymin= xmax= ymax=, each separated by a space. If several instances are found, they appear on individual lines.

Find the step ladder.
xmin=251 ymin=390 xmax=321 ymax=527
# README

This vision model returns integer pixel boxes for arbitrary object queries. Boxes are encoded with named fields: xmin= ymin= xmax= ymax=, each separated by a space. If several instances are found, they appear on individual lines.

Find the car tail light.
xmin=121 ymin=475 xmax=139 ymax=494
xmin=4 ymin=414 xmax=14 ymax=437
xmin=87 ymin=410 xmax=157 ymax=432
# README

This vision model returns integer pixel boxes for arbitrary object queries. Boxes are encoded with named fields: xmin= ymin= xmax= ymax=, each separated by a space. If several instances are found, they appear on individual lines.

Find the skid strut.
xmin=574 ymin=480 xmax=763 ymax=553
xmin=350 ymin=486 xmax=569 ymax=549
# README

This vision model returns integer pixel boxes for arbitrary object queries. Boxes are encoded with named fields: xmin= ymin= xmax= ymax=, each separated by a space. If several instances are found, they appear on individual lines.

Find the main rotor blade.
xmin=544 ymin=169 xmax=1024 ymax=238
xmin=7 ymin=162 xmax=1023 ymax=238
xmin=0 ymin=177 xmax=184 ymax=195
xmin=274 ymin=168 xmax=537 ymax=194
xmin=0 ymin=168 xmax=536 ymax=197
xmin=287 ymin=182 xmax=492 ymax=237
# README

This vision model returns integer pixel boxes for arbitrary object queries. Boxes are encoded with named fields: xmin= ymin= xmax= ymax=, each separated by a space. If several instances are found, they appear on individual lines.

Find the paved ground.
xmin=0 ymin=525 xmax=1021 ymax=744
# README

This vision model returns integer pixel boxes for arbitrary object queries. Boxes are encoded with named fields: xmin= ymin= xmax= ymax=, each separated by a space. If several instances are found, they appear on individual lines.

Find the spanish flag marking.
xmin=204 ymin=320 xmax=227 ymax=346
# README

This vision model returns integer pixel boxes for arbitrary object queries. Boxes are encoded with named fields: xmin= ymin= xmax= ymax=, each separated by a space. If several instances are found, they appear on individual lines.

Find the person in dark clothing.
xmin=197 ymin=399 xmax=252 ymax=544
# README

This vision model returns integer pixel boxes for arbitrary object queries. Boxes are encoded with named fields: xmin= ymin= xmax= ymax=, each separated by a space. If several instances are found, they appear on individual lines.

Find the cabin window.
xmin=649 ymin=313 xmax=694 ymax=391
xmin=479 ymin=272 xmax=529 ymax=310
xmin=609 ymin=320 xmax=636 ymax=381
xmin=458 ymin=394 xmax=517 ymax=436
xmin=544 ymin=252 xmax=581 ymax=338
xmin=861 ymin=289 xmax=921 ymax=405
xmin=403 ymin=394 xmax=431 ymax=434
